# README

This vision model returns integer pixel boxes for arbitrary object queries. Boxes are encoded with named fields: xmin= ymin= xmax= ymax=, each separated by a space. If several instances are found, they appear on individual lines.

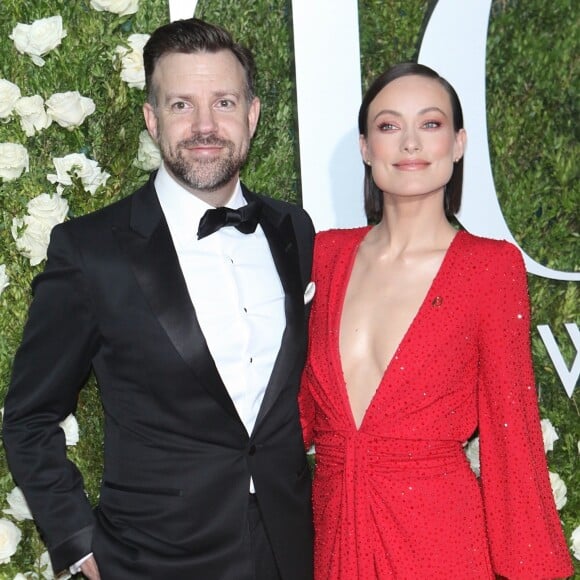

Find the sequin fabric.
xmin=299 ymin=228 xmax=573 ymax=580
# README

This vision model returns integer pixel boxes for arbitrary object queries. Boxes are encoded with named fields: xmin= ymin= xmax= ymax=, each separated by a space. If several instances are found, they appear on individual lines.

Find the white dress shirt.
xmin=155 ymin=164 xmax=286 ymax=437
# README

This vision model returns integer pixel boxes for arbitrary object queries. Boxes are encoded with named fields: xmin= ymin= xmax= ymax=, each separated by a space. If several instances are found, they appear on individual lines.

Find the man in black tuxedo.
xmin=3 ymin=18 xmax=314 ymax=580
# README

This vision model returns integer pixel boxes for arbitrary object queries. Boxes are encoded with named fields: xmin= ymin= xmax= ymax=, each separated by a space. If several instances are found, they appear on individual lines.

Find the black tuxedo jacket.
xmin=3 ymin=174 xmax=315 ymax=579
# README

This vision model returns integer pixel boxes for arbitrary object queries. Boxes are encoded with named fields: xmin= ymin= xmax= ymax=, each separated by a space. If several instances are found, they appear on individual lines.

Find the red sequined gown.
xmin=299 ymin=228 xmax=573 ymax=579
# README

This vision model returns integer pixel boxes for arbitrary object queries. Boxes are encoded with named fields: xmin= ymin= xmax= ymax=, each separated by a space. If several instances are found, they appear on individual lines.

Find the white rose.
xmin=14 ymin=95 xmax=52 ymax=137
xmin=59 ymin=414 xmax=79 ymax=446
xmin=12 ymin=215 xmax=51 ymax=266
xmin=12 ymin=193 xmax=69 ymax=266
xmin=0 ymin=79 xmax=21 ymax=118
xmin=548 ymin=471 xmax=567 ymax=510
xmin=9 ymin=16 xmax=67 ymax=67
xmin=0 ymin=264 xmax=9 ymax=297
xmin=90 ymin=0 xmax=139 ymax=16
xmin=115 ymin=34 xmax=149 ymax=89
xmin=571 ymin=526 xmax=580 ymax=561
xmin=3 ymin=487 xmax=33 ymax=521
xmin=46 ymin=91 xmax=95 ymax=130
xmin=134 ymin=130 xmax=161 ymax=171
xmin=464 ymin=436 xmax=480 ymax=477
xmin=0 ymin=143 xmax=29 ymax=181
xmin=27 ymin=192 xmax=69 ymax=224
xmin=540 ymin=418 xmax=559 ymax=452
xmin=47 ymin=153 xmax=109 ymax=195
xmin=0 ymin=518 xmax=22 ymax=564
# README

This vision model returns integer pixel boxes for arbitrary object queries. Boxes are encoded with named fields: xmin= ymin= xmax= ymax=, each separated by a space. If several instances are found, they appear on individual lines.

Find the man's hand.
xmin=80 ymin=555 xmax=101 ymax=579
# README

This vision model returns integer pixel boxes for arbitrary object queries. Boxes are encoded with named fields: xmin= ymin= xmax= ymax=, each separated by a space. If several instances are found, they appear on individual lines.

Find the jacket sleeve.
xmin=476 ymin=242 xmax=573 ymax=579
xmin=2 ymin=223 xmax=99 ymax=574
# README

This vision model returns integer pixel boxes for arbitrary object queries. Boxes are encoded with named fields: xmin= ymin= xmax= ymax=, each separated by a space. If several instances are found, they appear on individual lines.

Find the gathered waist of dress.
xmin=314 ymin=431 xmax=469 ymax=479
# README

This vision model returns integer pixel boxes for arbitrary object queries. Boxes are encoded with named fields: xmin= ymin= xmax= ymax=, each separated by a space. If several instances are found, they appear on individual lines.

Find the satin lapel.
xmin=113 ymin=182 xmax=240 ymax=422
xmin=247 ymin=194 xmax=305 ymax=428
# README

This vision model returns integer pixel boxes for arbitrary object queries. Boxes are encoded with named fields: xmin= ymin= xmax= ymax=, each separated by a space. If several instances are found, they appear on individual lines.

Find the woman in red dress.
xmin=299 ymin=63 xmax=573 ymax=579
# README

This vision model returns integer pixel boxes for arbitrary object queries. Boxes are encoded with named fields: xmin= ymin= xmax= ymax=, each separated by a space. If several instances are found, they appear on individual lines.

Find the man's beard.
xmin=160 ymin=135 xmax=248 ymax=193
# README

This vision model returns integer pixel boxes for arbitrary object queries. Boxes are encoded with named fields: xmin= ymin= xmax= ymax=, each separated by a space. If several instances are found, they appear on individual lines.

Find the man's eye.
xmin=217 ymin=99 xmax=234 ymax=108
xmin=171 ymin=102 xmax=188 ymax=111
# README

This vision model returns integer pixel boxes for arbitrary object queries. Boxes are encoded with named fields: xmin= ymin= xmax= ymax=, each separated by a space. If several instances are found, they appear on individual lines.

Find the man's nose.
xmin=191 ymin=106 xmax=218 ymax=133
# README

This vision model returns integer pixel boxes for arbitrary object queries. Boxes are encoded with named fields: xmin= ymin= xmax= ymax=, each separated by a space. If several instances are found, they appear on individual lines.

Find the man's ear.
xmin=247 ymin=97 xmax=261 ymax=138
xmin=143 ymin=102 xmax=159 ymax=142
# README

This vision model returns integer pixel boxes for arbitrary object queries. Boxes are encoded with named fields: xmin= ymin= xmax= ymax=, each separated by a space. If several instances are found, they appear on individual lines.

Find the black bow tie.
xmin=197 ymin=201 xmax=262 ymax=240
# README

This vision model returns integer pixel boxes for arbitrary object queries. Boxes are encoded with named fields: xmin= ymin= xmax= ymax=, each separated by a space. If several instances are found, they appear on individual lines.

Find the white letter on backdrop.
xmin=419 ymin=0 xmax=579 ymax=281
xmin=168 ymin=0 xmax=198 ymax=21
xmin=292 ymin=0 xmax=366 ymax=231
xmin=537 ymin=324 xmax=579 ymax=397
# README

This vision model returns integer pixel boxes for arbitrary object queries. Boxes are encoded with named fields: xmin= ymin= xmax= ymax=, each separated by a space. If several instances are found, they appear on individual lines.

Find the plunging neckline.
xmin=334 ymin=228 xmax=463 ymax=431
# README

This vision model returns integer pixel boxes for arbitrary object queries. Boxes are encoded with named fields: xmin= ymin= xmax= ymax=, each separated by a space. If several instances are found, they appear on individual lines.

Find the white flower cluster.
xmin=549 ymin=471 xmax=568 ymax=510
xmin=90 ymin=0 xmax=139 ymax=16
xmin=0 ymin=142 xmax=29 ymax=181
xmin=571 ymin=526 xmax=580 ymax=561
xmin=134 ymin=130 xmax=161 ymax=171
xmin=0 ymin=77 xmax=54 ymax=138
xmin=59 ymin=413 xmax=80 ymax=446
xmin=48 ymin=153 xmax=110 ymax=196
xmin=464 ymin=436 xmax=480 ymax=477
xmin=0 ymin=518 xmax=21 ymax=564
xmin=540 ymin=417 xmax=559 ymax=452
xmin=0 ymin=265 xmax=8 ymax=298
xmin=10 ymin=15 xmax=67 ymax=67
xmin=0 ymin=78 xmax=95 ymax=138
xmin=3 ymin=488 xmax=33 ymax=522
xmin=46 ymin=91 xmax=96 ymax=131
xmin=12 ymin=193 xmax=69 ymax=266
xmin=115 ymin=33 xmax=150 ymax=90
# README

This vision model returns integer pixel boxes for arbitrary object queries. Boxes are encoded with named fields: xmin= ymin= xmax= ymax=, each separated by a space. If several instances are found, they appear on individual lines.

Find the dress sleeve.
xmin=476 ymin=242 xmax=573 ymax=579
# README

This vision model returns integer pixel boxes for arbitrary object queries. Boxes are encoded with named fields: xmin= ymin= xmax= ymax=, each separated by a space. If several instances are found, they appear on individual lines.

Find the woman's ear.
xmin=454 ymin=128 xmax=467 ymax=162
xmin=360 ymin=134 xmax=370 ymax=165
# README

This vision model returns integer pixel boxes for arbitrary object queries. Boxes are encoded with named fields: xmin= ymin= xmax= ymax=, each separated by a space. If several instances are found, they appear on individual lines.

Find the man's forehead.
xmin=155 ymin=50 xmax=243 ymax=76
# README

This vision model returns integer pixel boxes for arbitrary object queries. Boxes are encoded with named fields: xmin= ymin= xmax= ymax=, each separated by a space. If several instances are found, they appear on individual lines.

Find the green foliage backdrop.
xmin=0 ymin=0 xmax=577 ymax=577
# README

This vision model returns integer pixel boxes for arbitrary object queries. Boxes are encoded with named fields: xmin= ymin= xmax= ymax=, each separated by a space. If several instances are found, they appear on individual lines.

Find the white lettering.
xmin=291 ymin=0 xmax=366 ymax=230
xmin=418 ymin=0 xmax=579 ymax=281
xmin=168 ymin=0 xmax=197 ymax=21
xmin=537 ymin=324 xmax=579 ymax=397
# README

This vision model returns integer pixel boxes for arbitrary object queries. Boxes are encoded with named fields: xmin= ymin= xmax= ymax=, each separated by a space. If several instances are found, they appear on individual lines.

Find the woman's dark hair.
xmin=358 ymin=62 xmax=464 ymax=223
xmin=143 ymin=18 xmax=256 ymax=108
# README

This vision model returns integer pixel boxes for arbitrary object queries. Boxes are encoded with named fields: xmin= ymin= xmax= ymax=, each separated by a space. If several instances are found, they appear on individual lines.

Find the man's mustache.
xmin=178 ymin=135 xmax=232 ymax=148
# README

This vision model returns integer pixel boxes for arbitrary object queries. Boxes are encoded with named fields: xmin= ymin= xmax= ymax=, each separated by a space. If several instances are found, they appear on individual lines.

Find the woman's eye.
xmin=378 ymin=122 xmax=396 ymax=131
xmin=423 ymin=120 xmax=441 ymax=129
